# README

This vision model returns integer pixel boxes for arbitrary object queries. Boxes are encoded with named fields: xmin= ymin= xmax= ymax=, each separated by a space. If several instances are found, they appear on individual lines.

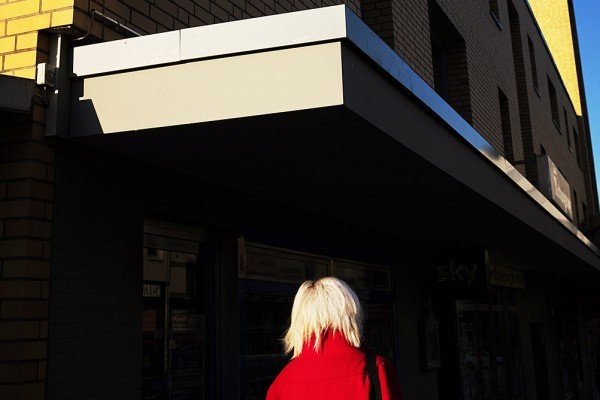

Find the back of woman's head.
xmin=283 ymin=277 xmax=363 ymax=358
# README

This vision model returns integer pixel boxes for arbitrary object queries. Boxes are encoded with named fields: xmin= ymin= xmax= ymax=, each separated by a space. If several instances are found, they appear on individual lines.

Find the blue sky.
xmin=573 ymin=0 xmax=600 ymax=197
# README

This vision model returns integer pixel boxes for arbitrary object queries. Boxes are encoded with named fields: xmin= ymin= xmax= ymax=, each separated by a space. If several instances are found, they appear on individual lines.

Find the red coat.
xmin=266 ymin=331 xmax=403 ymax=400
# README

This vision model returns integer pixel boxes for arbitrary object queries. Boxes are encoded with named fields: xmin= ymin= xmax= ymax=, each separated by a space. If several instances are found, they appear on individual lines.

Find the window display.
xmin=456 ymin=288 xmax=525 ymax=400
xmin=142 ymin=221 xmax=208 ymax=400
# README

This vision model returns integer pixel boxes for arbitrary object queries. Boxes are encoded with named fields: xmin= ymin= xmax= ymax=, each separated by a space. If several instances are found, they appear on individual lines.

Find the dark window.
xmin=428 ymin=0 xmax=472 ymax=122
xmin=548 ymin=77 xmax=559 ymax=128
xmin=565 ymin=109 xmax=572 ymax=150
xmin=489 ymin=0 xmax=499 ymax=17
xmin=142 ymin=223 xmax=211 ymax=400
xmin=489 ymin=0 xmax=501 ymax=28
xmin=528 ymin=36 xmax=539 ymax=93
xmin=561 ymin=107 xmax=567 ymax=136
xmin=573 ymin=189 xmax=580 ymax=224
xmin=540 ymin=144 xmax=546 ymax=155
xmin=531 ymin=323 xmax=550 ymax=400
xmin=498 ymin=88 xmax=513 ymax=161
xmin=582 ymin=202 xmax=588 ymax=229
xmin=573 ymin=126 xmax=582 ymax=168
xmin=432 ymin=38 xmax=448 ymax=99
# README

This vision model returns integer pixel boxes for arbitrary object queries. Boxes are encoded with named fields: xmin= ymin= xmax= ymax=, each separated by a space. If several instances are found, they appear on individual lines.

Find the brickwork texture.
xmin=0 ymin=96 xmax=54 ymax=400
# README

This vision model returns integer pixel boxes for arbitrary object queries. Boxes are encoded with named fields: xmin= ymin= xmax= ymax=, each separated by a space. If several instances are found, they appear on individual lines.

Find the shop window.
xmin=142 ymin=220 xmax=210 ymax=400
xmin=530 ymin=323 xmax=550 ymax=400
xmin=554 ymin=309 xmax=585 ymax=398
xmin=428 ymin=0 xmax=472 ymax=123
xmin=455 ymin=287 xmax=526 ymax=400
xmin=548 ymin=77 xmax=560 ymax=129
xmin=528 ymin=36 xmax=539 ymax=95
xmin=499 ymin=88 xmax=514 ymax=162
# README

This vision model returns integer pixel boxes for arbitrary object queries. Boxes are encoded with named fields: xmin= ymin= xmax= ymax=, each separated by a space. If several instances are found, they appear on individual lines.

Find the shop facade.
xmin=40 ymin=11 xmax=600 ymax=399
xmin=47 ymin=137 xmax=600 ymax=400
xmin=2 ymin=4 xmax=600 ymax=400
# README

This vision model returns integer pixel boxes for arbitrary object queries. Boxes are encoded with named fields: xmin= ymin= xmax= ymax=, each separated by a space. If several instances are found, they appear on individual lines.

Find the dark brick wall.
xmin=71 ymin=0 xmax=361 ymax=39
xmin=47 ymin=142 xmax=142 ymax=400
xmin=388 ymin=0 xmax=592 ymax=222
xmin=361 ymin=0 xmax=393 ymax=46
xmin=0 ymin=95 xmax=54 ymax=400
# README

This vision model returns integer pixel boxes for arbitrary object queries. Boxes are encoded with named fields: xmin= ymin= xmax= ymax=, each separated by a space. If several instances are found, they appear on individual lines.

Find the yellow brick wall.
xmin=528 ymin=0 xmax=582 ymax=115
xmin=0 ymin=0 xmax=74 ymax=79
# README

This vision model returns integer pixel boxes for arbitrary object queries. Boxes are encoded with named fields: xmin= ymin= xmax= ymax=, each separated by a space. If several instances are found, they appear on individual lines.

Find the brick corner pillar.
xmin=0 ymin=95 xmax=55 ymax=400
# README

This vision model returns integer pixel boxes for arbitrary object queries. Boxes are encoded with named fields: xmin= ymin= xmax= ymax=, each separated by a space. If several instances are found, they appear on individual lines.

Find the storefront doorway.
xmin=238 ymin=241 xmax=397 ymax=400
xmin=554 ymin=308 xmax=585 ymax=400
xmin=455 ymin=287 xmax=526 ymax=400
xmin=433 ymin=252 xmax=527 ymax=400
xmin=141 ymin=220 xmax=213 ymax=400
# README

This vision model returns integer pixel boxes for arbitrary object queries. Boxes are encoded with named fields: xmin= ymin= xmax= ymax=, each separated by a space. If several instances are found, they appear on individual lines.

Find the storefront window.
xmin=555 ymin=309 xmax=584 ymax=400
xmin=457 ymin=300 xmax=493 ymax=400
xmin=584 ymin=316 xmax=600 ymax=400
xmin=142 ymin=221 xmax=209 ymax=400
xmin=243 ymin=293 xmax=293 ymax=400
xmin=456 ymin=288 xmax=525 ymax=400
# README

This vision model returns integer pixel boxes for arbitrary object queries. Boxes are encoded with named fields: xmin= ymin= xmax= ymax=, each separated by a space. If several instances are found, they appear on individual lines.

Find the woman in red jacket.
xmin=267 ymin=277 xmax=403 ymax=400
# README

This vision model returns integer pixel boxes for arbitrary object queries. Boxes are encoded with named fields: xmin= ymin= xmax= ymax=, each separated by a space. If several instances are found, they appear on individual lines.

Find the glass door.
xmin=142 ymin=220 xmax=210 ymax=400
xmin=240 ymin=282 xmax=296 ymax=400
xmin=455 ymin=288 xmax=525 ymax=400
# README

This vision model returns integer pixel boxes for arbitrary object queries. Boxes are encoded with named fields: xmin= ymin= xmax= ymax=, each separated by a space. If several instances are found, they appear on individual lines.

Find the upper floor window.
xmin=572 ymin=126 xmax=582 ymax=168
xmin=561 ymin=107 xmax=567 ymax=136
xmin=489 ymin=0 xmax=502 ymax=28
xmin=428 ymin=0 xmax=472 ymax=123
xmin=431 ymin=38 xmax=448 ymax=100
xmin=573 ymin=189 xmax=580 ymax=225
xmin=564 ymin=108 xmax=572 ymax=149
xmin=547 ymin=76 xmax=559 ymax=129
xmin=528 ymin=36 xmax=539 ymax=95
xmin=498 ymin=88 xmax=513 ymax=161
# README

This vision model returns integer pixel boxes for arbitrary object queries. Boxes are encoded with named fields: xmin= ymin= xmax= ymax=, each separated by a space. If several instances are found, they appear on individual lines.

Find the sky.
xmin=573 ymin=0 xmax=600 ymax=197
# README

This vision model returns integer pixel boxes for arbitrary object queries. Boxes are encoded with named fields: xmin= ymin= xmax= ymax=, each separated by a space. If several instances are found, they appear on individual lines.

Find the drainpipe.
xmin=40 ymin=33 xmax=72 ymax=137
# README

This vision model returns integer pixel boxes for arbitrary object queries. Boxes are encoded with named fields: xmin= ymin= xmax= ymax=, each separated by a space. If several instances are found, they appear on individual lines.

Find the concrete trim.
xmin=72 ymin=30 xmax=180 ymax=78
xmin=71 ymin=6 xmax=347 ymax=77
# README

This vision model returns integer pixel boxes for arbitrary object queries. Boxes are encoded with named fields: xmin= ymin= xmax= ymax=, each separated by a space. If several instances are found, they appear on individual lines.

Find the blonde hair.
xmin=283 ymin=277 xmax=363 ymax=358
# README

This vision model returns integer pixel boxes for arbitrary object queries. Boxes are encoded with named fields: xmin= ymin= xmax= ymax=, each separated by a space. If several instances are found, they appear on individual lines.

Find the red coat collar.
xmin=299 ymin=329 xmax=358 ymax=357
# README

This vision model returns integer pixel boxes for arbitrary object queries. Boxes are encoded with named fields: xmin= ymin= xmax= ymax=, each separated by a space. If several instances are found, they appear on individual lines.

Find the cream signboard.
xmin=536 ymin=155 xmax=573 ymax=221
